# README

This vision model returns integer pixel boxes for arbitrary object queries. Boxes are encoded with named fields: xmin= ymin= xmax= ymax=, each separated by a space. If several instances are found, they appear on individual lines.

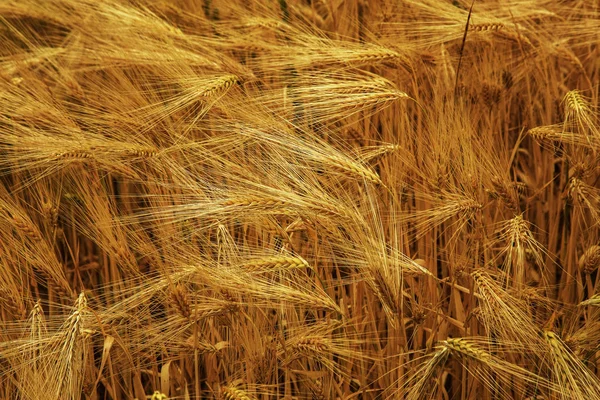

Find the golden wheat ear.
xmin=566 ymin=176 xmax=600 ymax=225
xmin=529 ymin=124 xmax=600 ymax=151
xmin=10 ymin=301 xmax=48 ymax=400
xmin=401 ymin=191 xmax=483 ymax=240
xmin=39 ymin=292 xmax=93 ymax=400
xmin=441 ymin=337 xmax=556 ymax=399
xmin=542 ymin=330 xmax=600 ymax=400
xmin=471 ymin=270 xmax=543 ymax=349
xmin=220 ymin=384 xmax=254 ymax=400
xmin=562 ymin=90 xmax=599 ymax=141
xmin=492 ymin=214 xmax=548 ymax=289
xmin=395 ymin=347 xmax=451 ymax=400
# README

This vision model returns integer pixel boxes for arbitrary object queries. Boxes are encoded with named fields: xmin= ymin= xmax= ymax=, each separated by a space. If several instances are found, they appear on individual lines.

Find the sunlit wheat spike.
xmin=199 ymin=74 xmax=240 ymax=97
xmin=543 ymin=330 xmax=600 ymax=400
xmin=54 ymin=149 xmax=94 ymax=160
xmin=579 ymin=294 xmax=600 ymax=307
xmin=240 ymin=255 xmax=310 ymax=273
xmin=117 ymin=146 xmax=159 ymax=159
xmin=398 ymin=347 xmax=451 ymax=400
xmin=221 ymin=197 xmax=290 ymax=211
xmin=291 ymin=336 xmax=330 ymax=354
xmin=440 ymin=337 xmax=556 ymax=398
xmin=568 ymin=177 xmax=600 ymax=223
xmin=494 ymin=215 xmax=547 ymax=288
xmin=221 ymin=385 xmax=254 ymax=400
xmin=366 ymin=266 xmax=400 ymax=324
xmin=278 ymin=322 xmax=367 ymax=378
xmin=443 ymin=338 xmax=492 ymax=361
xmin=403 ymin=193 xmax=483 ymax=238
xmin=129 ymin=73 xmax=242 ymax=130
xmin=259 ymin=70 xmax=408 ymax=124
xmin=238 ymin=22 xmax=407 ymax=68
xmin=528 ymin=124 xmax=600 ymax=150
xmin=151 ymin=391 xmax=168 ymax=400
xmin=28 ymin=301 xmax=47 ymax=341
xmin=564 ymin=322 xmax=600 ymax=361
xmin=50 ymin=292 xmax=91 ymax=400
xmin=469 ymin=22 xmax=505 ymax=32
xmin=351 ymin=47 xmax=405 ymax=66
xmin=238 ymin=277 xmax=342 ymax=315
xmin=220 ymin=192 xmax=352 ymax=222
xmin=564 ymin=90 xmax=590 ymax=118
xmin=471 ymin=270 xmax=542 ymax=347
xmin=528 ymin=125 xmax=563 ymax=142
xmin=12 ymin=300 xmax=49 ymax=400
xmin=357 ymin=144 xmax=403 ymax=164
xmin=325 ymin=153 xmax=384 ymax=185
xmin=1 ymin=202 xmax=44 ymax=241
xmin=562 ymin=89 xmax=599 ymax=141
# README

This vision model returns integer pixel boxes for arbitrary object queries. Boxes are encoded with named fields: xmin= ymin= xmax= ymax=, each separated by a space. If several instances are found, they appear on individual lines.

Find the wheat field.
xmin=0 ymin=0 xmax=599 ymax=399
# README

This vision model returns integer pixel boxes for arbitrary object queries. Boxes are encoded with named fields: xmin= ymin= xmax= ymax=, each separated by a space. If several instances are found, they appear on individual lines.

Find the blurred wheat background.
xmin=0 ymin=0 xmax=599 ymax=399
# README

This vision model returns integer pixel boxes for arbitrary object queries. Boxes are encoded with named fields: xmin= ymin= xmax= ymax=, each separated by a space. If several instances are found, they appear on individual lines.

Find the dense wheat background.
xmin=0 ymin=0 xmax=599 ymax=399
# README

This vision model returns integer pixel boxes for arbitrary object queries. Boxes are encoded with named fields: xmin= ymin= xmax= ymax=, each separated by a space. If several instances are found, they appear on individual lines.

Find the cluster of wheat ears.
xmin=0 ymin=0 xmax=599 ymax=399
